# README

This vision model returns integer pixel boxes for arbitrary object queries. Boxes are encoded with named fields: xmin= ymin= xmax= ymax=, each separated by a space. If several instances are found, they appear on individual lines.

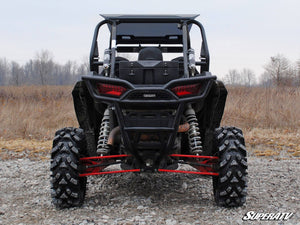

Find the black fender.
xmin=72 ymin=81 xmax=105 ymax=156
xmin=197 ymin=80 xmax=227 ymax=155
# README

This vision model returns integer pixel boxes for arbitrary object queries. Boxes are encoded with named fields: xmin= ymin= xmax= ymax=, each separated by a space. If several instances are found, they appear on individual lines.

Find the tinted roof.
xmin=116 ymin=23 xmax=184 ymax=36
xmin=102 ymin=14 xmax=198 ymax=44
xmin=101 ymin=14 xmax=199 ymax=22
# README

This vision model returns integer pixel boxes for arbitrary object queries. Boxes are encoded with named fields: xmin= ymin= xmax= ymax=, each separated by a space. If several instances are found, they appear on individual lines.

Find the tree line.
xmin=0 ymin=50 xmax=89 ymax=86
xmin=224 ymin=54 xmax=300 ymax=87
xmin=0 ymin=50 xmax=299 ymax=87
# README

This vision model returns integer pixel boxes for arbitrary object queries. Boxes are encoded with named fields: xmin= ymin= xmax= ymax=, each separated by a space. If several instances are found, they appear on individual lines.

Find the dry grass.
xmin=0 ymin=85 xmax=299 ymax=160
xmin=0 ymin=86 xmax=77 ymax=140
xmin=0 ymin=138 xmax=52 ymax=161
xmin=222 ymin=86 xmax=300 ymax=129
xmin=244 ymin=128 xmax=300 ymax=158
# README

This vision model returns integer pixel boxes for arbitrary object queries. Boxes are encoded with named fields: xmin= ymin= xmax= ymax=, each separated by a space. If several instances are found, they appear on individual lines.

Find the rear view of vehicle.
xmin=50 ymin=14 xmax=248 ymax=208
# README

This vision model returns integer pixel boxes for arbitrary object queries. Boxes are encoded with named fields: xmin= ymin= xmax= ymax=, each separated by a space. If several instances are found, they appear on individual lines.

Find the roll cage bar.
xmin=89 ymin=15 xmax=210 ymax=77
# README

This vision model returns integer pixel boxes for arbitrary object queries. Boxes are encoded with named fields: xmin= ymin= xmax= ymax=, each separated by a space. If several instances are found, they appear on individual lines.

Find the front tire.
xmin=50 ymin=127 xmax=87 ymax=208
xmin=213 ymin=126 xmax=248 ymax=207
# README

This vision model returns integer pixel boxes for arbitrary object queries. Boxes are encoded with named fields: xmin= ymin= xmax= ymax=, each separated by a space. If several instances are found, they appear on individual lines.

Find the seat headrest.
xmin=138 ymin=47 xmax=163 ymax=61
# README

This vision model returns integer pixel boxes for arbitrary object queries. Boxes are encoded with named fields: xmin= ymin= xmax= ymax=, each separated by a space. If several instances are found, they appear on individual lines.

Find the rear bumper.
xmin=82 ymin=75 xmax=216 ymax=164
xmin=82 ymin=75 xmax=216 ymax=104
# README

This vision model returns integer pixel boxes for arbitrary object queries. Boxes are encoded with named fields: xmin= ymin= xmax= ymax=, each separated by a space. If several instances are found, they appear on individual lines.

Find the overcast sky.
xmin=1 ymin=0 xmax=299 ymax=79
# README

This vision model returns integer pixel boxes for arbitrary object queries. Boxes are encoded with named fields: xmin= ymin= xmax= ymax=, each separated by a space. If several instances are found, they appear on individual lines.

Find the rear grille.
xmin=125 ymin=90 xmax=173 ymax=100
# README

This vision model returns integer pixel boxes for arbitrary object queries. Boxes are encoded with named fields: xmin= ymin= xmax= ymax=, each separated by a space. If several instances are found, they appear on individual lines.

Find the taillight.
xmin=96 ymin=83 xmax=127 ymax=97
xmin=171 ymin=83 xmax=201 ymax=97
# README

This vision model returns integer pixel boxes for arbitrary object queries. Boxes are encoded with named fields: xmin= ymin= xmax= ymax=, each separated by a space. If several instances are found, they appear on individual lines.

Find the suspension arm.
xmin=79 ymin=154 xmax=219 ymax=177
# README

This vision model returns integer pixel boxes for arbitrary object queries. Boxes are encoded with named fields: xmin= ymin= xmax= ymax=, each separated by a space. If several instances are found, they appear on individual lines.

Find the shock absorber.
xmin=184 ymin=104 xmax=203 ymax=155
xmin=97 ymin=108 xmax=111 ymax=155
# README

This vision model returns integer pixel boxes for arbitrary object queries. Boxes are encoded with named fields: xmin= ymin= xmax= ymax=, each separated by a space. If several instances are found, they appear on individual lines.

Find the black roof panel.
xmin=100 ymin=14 xmax=199 ymax=22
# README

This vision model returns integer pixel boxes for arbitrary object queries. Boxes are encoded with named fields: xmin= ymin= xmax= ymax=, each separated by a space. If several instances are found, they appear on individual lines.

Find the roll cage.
xmin=89 ymin=14 xmax=210 ymax=77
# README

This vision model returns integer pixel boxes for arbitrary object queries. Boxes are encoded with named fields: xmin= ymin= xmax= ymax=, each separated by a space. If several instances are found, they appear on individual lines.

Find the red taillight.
xmin=171 ymin=83 xmax=201 ymax=97
xmin=96 ymin=83 xmax=127 ymax=97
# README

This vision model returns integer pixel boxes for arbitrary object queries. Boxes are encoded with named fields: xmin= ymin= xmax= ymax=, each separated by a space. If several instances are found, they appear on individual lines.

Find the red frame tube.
xmin=79 ymin=169 xmax=141 ymax=177
xmin=80 ymin=154 xmax=131 ymax=161
xmin=158 ymin=169 xmax=219 ymax=176
xmin=79 ymin=154 xmax=219 ymax=177
xmin=169 ymin=154 xmax=218 ymax=159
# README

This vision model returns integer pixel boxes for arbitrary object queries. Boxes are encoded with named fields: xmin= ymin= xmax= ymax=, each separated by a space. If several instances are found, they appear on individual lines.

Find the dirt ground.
xmin=0 ymin=128 xmax=299 ymax=224
xmin=0 ymin=151 xmax=299 ymax=224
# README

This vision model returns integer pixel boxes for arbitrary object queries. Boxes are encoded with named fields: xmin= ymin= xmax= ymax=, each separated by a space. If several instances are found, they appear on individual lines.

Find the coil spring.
xmin=97 ymin=109 xmax=110 ymax=155
xmin=185 ymin=107 xmax=203 ymax=155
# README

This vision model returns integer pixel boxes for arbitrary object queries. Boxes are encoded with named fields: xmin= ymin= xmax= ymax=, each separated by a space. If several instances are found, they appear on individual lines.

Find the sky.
xmin=1 ymin=0 xmax=300 ymax=80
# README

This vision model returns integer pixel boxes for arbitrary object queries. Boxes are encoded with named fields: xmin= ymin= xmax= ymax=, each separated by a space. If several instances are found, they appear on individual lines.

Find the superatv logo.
xmin=242 ymin=211 xmax=293 ymax=221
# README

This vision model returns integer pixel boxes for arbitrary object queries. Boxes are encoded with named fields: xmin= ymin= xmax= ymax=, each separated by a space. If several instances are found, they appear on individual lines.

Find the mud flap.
xmin=201 ymin=80 xmax=228 ymax=155
xmin=72 ymin=81 xmax=103 ymax=156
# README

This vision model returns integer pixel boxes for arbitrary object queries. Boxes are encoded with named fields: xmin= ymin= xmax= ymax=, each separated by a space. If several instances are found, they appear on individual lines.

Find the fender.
xmin=200 ymin=80 xmax=227 ymax=155
xmin=72 ymin=81 xmax=104 ymax=156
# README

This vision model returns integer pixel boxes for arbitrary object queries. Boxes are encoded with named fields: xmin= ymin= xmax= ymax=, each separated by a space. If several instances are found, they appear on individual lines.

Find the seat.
xmin=118 ymin=48 xmax=180 ymax=84
xmin=114 ymin=56 xmax=129 ymax=77
xmin=171 ymin=57 xmax=184 ymax=75
xmin=138 ymin=47 xmax=163 ymax=61
xmin=171 ymin=56 xmax=200 ymax=76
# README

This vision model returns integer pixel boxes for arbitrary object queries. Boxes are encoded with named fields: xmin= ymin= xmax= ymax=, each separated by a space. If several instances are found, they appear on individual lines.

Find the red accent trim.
xmin=80 ymin=154 xmax=131 ymax=161
xmin=169 ymin=154 xmax=218 ymax=159
xmin=79 ymin=169 xmax=140 ymax=177
xmin=158 ymin=169 xmax=219 ymax=176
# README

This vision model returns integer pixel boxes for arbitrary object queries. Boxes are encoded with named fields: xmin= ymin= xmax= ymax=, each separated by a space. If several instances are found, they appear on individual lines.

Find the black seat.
xmin=171 ymin=56 xmax=200 ymax=75
xmin=118 ymin=48 xmax=180 ymax=84
xmin=114 ymin=56 xmax=129 ymax=77
xmin=115 ymin=56 xmax=129 ymax=62
xmin=171 ymin=57 xmax=184 ymax=75
xmin=138 ymin=47 xmax=163 ymax=61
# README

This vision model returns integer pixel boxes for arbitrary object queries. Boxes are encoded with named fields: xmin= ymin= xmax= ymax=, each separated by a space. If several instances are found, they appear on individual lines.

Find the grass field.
xmin=0 ymin=85 xmax=299 ymax=160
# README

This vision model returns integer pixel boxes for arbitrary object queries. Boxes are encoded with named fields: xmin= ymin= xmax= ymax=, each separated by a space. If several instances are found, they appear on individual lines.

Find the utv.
xmin=50 ymin=14 xmax=247 ymax=208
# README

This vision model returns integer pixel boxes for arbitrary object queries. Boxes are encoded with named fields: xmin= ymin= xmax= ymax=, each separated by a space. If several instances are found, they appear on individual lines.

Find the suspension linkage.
xmin=79 ymin=154 xmax=219 ymax=177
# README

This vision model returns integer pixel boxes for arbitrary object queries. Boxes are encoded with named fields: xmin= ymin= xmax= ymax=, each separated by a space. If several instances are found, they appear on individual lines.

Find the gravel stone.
xmin=0 ymin=157 xmax=299 ymax=224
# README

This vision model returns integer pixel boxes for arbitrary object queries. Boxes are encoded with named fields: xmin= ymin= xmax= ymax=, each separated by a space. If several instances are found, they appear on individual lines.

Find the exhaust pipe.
xmin=178 ymin=122 xmax=190 ymax=133
xmin=107 ymin=126 xmax=120 ymax=146
xmin=107 ymin=123 xmax=189 ymax=147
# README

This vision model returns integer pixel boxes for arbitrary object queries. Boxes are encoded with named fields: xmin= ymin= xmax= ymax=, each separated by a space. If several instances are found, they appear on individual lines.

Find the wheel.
xmin=50 ymin=127 xmax=87 ymax=208
xmin=213 ymin=126 xmax=248 ymax=207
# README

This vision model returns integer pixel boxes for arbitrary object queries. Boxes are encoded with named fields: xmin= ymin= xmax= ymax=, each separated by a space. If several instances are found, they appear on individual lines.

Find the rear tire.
xmin=50 ymin=127 xmax=87 ymax=208
xmin=213 ymin=126 xmax=248 ymax=207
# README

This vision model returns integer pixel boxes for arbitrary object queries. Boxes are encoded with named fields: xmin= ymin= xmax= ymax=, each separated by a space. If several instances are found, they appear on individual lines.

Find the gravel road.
xmin=0 ymin=157 xmax=299 ymax=225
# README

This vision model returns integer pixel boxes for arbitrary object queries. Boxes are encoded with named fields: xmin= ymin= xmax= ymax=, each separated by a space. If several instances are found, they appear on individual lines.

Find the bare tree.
xmin=295 ymin=59 xmax=300 ymax=86
xmin=259 ymin=72 xmax=272 ymax=87
xmin=241 ymin=68 xmax=256 ymax=87
xmin=224 ymin=69 xmax=241 ymax=86
xmin=0 ymin=58 xmax=9 ymax=85
xmin=11 ymin=61 xmax=24 ymax=86
xmin=34 ymin=50 xmax=54 ymax=85
xmin=264 ymin=54 xmax=291 ymax=87
xmin=23 ymin=60 xmax=35 ymax=85
xmin=0 ymin=50 xmax=95 ymax=86
xmin=77 ymin=56 xmax=90 ymax=74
